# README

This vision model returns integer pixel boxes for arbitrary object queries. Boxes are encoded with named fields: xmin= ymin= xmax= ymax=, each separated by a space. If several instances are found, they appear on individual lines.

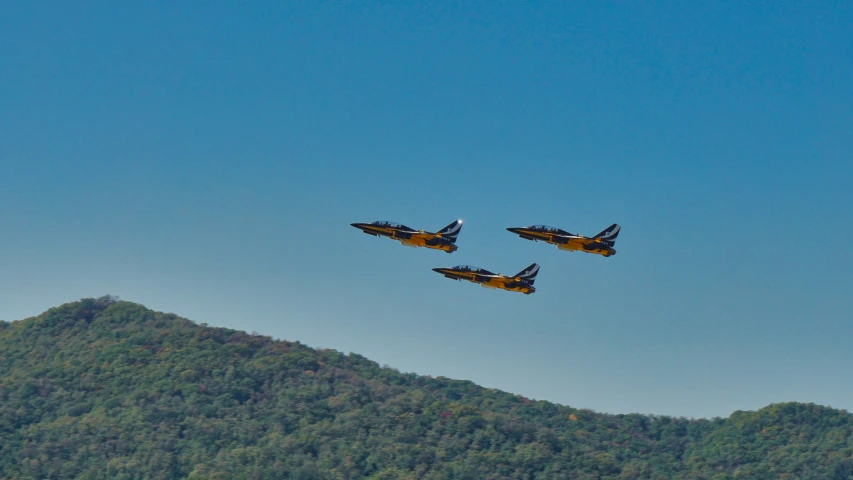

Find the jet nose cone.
xmin=432 ymin=268 xmax=444 ymax=273
xmin=506 ymin=227 xmax=521 ymax=234
xmin=350 ymin=223 xmax=364 ymax=228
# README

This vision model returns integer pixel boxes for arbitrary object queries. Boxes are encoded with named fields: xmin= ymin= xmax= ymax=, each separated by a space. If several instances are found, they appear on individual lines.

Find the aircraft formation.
xmin=351 ymin=219 xmax=621 ymax=295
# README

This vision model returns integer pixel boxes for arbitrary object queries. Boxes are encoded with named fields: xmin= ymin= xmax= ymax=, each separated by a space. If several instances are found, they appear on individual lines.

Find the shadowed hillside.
xmin=1 ymin=297 xmax=851 ymax=479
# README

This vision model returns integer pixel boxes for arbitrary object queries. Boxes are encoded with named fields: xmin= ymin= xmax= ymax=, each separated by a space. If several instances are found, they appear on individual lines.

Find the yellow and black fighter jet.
xmin=350 ymin=219 xmax=463 ymax=253
xmin=432 ymin=263 xmax=540 ymax=294
xmin=506 ymin=223 xmax=621 ymax=257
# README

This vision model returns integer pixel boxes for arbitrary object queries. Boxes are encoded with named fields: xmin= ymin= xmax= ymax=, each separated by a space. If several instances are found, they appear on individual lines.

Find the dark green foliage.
xmin=1 ymin=297 xmax=851 ymax=479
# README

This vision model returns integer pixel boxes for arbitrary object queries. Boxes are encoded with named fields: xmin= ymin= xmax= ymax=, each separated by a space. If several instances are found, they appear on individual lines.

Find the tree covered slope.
xmin=0 ymin=297 xmax=851 ymax=479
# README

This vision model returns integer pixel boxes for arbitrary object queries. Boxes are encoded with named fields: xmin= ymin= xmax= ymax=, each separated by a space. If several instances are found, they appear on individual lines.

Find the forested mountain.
xmin=1 ymin=297 xmax=851 ymax=479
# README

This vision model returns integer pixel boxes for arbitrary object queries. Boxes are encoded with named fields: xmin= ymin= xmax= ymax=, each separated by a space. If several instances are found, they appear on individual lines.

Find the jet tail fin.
xmin=593 ymin=224 xmax=620 ymax=244
xmin=513 ymin=263 xmax=540 ymax=284
xmin=437 ymin=220 xmax=463 ymax=243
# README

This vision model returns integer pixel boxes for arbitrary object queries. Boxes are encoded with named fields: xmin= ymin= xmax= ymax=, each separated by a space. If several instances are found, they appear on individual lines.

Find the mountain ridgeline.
xmin=1 ymin=297 xmax=851 ymax=479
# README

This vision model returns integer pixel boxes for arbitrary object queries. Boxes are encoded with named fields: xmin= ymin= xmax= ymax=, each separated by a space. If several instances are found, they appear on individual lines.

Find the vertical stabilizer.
xmin=437 ymin=220 xmax=463 ymax=243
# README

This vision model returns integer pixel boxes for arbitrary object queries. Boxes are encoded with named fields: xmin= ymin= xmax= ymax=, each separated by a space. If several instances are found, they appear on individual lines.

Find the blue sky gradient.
xmin=2 ymin=1 xmax=852 ymax=418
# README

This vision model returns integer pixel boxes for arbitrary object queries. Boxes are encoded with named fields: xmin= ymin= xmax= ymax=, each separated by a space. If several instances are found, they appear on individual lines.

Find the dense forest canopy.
xmin=1 ymin=297 xmax=851 ymax=479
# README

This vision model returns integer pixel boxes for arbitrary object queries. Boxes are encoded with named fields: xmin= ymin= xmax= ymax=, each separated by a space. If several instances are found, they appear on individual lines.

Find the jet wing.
xmin=440 ymin=270 xmax=475 ymax=281
xmin=553 ymin=234 xmax=585 ymax=243
xmin=472 ymin=273 xmax=503 ymax=283
xmin=447 ymin=271 xmax=501 ymax=283
xmin=408 ymin=231 xmax=436 ymax=240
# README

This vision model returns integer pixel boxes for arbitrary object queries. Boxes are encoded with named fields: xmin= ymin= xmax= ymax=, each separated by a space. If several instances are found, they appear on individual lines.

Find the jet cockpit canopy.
xmin=452 ymin=265 xmax=495 ymax=275
xmin=371 ymin=221 xmax=414 ymax=231
xmin=529 ymin=225 xmax=570 ymax=235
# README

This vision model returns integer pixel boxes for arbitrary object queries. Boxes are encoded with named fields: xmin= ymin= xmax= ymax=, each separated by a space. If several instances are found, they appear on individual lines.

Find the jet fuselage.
xmin=351 ymin=222 xmax=458 ymax=253
xmin=431 ymin=267 xmax=536 ymax=294
xmin=506 ymin=227 xmax=616 ymax=257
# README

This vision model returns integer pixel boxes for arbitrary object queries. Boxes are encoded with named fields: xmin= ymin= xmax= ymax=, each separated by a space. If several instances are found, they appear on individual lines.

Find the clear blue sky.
xmin=2 ymin=1 xmax=851 ymax=418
